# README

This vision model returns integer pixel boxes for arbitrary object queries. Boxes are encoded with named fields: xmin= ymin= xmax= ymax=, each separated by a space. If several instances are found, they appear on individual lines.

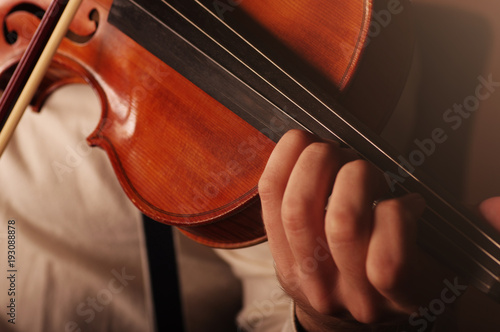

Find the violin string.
xmin=159 ymin=1 xmax=500 ymax=274
xmin=419 ymin=209 xmax=499 ymax=282
xmin=193 ymin=0 xmax=500 ymax=253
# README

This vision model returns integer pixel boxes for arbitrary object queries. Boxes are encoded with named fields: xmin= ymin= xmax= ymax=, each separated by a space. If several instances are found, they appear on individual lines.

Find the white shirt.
xmin=0 ymin=85 xmax=294 ymax=332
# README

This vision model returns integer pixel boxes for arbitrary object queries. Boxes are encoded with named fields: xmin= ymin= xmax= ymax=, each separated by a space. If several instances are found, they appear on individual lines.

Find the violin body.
xmin=0 ymin=0 xmax=413 ymax=247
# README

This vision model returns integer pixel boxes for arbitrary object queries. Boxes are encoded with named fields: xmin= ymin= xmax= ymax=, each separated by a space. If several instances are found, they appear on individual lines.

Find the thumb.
xmin=479 ymin=197 xmax=500 ymax=233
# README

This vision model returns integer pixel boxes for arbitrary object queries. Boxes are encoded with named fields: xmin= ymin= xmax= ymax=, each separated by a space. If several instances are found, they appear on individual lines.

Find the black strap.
xmin=142 ymin=214 xmax=184 ymax=332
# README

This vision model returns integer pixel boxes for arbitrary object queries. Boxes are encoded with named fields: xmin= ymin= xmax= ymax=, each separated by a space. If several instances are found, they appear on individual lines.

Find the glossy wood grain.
xmin=0 ymin=0 xmax=413 ymax=247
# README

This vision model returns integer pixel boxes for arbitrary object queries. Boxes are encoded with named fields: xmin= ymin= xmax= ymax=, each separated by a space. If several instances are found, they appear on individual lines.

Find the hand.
xmin=258 ymin=130 xmax=451 ymax=331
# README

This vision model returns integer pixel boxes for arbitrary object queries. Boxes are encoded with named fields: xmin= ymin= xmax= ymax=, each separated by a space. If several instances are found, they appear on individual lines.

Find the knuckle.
xmin=257 ymin=174 xmax=276 ymax=201
xmin=376 ymin=198 xmax=420 ymax=232
xmin=378 ymin=199 xmax=406 ymax=216
xmin=366 ymin=250 xmax=406 ymax=293
xmin=338 ymin=159 xmax=376 ymax=181
xmin=282 ymin=129 xmax=315 ymax=145
xmin=338 ymin=159 xmax=388 ymax=191
xmin=325 ymin=206 xmax=364 ymax=245
xmin=280 ymin=199 xmax=311 ymax=234
xmin=301 ymin=141 xmax=338 ymax=159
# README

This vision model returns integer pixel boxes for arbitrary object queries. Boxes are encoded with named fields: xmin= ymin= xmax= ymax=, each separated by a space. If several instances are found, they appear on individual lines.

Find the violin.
xmin=0 ymin=0 xmax=499 ymax=303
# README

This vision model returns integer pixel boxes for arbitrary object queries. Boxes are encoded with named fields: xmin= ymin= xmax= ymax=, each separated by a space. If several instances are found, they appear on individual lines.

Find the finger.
xmin=366 ymin=193 xmax=427 ymax=311
xmin=479 ymin=197 xmax=500 ymax=233
xmin=280 ymin=141 xmax=345 ymax=309
xmin=324 ymin=160 xmax=390 ymax=322
xmin=259 ymin=130 xmax=321 ymax=270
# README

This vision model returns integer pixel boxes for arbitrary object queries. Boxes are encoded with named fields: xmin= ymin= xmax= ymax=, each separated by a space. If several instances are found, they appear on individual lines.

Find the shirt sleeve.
xmin=214 ymin=243 xmax=297 ymax=331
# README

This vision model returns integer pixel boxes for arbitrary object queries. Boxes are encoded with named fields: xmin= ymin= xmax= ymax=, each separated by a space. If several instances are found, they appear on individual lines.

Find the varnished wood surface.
xmin=0 ymin=0 xmax=413 ymax=247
